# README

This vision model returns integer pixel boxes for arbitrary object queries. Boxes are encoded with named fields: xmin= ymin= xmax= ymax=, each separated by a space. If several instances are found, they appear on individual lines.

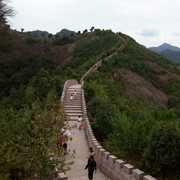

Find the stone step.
xmin=64 ymin=108 xmax=82 ymax=111
xmin=64 ymin=105 xmax=82 ymax=108
xmin=66 ymin=112 xmax=83 ymax=116
xmin=64 ymin=103 xmax=82 ymax=105
xmin=64 ymin=100 xmax=82 ymax=102
xmin=65 ymin=109 xmax=82 ymax=111
xmin=68 ymin=116 xmax=82 ymax=121
xmin=65 ymin=109 xmax=82 ymax=113
xmin=64 ymin=104 xmax=82 ymax=107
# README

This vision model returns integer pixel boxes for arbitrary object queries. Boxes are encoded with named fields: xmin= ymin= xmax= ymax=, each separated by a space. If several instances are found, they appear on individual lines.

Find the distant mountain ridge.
xmin=55 ymin=28 xmax=76 ymax=36
xmin=149 ymin=43 xmax=180 ymax=63
xmin=26 ymin=30 xmax=50 ymax=37
xmin=26 ymin=28 xmax=76 ymax=37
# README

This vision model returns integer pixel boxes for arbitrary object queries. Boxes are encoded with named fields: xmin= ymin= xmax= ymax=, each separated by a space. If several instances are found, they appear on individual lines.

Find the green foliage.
xmin=0 ymin=54 xmax=66 ymax=178
xmin=0 ymin=27 xmax=12 ymax=52
xmin=67 ymin=30 xmax=121 ymax=79
xmin=0 ymin=56 xmax=60 ymax=100
xmin=143 ymin=123 xmax=180 ymax=178
xmin=88 ymin=97 xmax=117 ymax=141
xmin=25 ymin=38 xmax=40 ymax=45
xmin=0 ymin=93 xmax=67 ymax=179
xmin=53 ymin=36 xmax=74 ymax=46
xmin=107 ymin=114 xmax=150 ymax=160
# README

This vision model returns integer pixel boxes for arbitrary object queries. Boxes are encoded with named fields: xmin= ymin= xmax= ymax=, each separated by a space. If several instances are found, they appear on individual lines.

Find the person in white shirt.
xmin=77 ymin=116 xmax=83 ymax=130
xmin=70 ymin=94 xmax=73 ymax=104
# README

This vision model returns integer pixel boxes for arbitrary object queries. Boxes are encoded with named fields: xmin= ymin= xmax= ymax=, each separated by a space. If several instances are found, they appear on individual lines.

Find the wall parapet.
xmin=81 ymin=85 xmax=156 ymax=180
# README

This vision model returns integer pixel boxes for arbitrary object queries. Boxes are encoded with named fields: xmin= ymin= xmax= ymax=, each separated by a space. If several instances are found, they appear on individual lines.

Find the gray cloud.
xmin=138 ymin=28 xmax=159 ymax=37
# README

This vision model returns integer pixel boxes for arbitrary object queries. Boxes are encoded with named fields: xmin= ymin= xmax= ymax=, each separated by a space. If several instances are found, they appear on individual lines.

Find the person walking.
xmin=85 ymin=155 xmax=97 ymax=180
xmin=70 ymin=94 xmax=73 ymax=104
xmin=77 ymin=115 xmax=82 ymax=130
xmin=89 ymin=147 xmax=95 ymax=157
xmin=74 ymin=89 xmax=77 ymax=99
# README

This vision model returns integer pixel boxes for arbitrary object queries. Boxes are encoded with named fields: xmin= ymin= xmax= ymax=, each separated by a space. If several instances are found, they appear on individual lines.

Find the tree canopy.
xmin=0 ymin=0 xmax=14 ymax=24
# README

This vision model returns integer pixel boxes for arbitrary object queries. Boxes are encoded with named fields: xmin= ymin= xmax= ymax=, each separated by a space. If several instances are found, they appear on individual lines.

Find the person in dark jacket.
xmin=85 ymin=155 xmax=97 ymax=180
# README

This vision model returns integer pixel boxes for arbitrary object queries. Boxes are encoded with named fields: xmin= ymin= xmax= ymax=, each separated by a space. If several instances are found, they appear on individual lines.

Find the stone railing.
xmin=81 ymin=81 xmax=156 ymax=180
xmin=80 ymin=60 xmax=102 ymax=84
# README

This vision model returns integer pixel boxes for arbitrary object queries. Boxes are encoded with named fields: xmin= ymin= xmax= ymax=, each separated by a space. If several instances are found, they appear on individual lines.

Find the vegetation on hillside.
xmin=0 ymin=13 xmax=180 ymax=179
xmin=0 ymin=53 xmax=70 ymax=178
xmin=66 ymin=29 xmax=122 ymax=79
xmin=83 ymin=33 xmax=180 ymax=179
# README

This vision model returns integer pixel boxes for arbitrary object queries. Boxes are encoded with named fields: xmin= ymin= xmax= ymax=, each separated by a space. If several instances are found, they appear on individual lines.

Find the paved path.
xmin=64 ymin=84 xmax=108 ymax=180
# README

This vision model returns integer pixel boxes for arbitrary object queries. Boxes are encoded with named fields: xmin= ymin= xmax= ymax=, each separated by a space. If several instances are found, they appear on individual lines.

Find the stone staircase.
xmin=63 ymin=84 xmax=109 ymax=180
xmin=64 ymin=84 xmax=83 ymax=121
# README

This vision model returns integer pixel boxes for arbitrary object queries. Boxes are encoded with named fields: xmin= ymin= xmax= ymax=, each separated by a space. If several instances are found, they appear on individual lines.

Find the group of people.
xmin=85 ymin=147 xmax=97 ymax=180
xmin=56 ymin=126 xmax=71 ymax=152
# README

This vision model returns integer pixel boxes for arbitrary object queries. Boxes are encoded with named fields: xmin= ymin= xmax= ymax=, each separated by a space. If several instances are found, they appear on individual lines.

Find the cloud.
xmin=138 ymin=28 xmax=159 ymax=37
xmin=171 ymin=32 xmax=180 ymax=36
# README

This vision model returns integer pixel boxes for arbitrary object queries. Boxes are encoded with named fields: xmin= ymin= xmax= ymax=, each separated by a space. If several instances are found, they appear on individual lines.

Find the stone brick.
xmin=132 ymin=169 xmax=145 ymax=180
xmin=143 ymin=175 xmax=156 ymax=180
xmin=123 ymin=164 xmax=134 ymax=174
xmin=57 ymin=173 xmax=68 ymax=180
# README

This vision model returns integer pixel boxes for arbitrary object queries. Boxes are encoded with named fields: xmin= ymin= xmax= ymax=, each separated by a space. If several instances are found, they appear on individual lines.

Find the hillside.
xmin=0 ymin=28 xmax=76 ymax=64
xmin=0 ymin=27 xmax=180 ymax=179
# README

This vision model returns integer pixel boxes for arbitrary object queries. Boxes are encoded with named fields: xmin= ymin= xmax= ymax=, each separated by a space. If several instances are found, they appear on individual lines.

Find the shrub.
xmin=143 ymin=123 xmax=180 ymax=178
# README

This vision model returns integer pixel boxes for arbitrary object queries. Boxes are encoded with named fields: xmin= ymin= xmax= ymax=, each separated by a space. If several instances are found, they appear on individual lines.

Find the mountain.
xmin=55 ymin=28 xmax=76 ymax=36
xmin=149 ymin=43 xmax=180 ymax=63
xmin=25 ymin=28 xmax=76 ymax=37
xmin=149 ymin=43 xmax=180 ymax=53
xmin=26 ymin=30 xmax=51 ymax=37
xmin=161 ymin=49 xmax=180 ymax=63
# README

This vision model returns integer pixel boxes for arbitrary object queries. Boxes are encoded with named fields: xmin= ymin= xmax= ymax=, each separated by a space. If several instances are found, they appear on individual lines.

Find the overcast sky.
xmin=9 ymin=0 xmax=180 ymax=47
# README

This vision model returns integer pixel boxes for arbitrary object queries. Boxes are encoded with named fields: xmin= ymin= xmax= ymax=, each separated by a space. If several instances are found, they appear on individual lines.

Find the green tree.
xmin=90 ymin=26 xmax=95 ymax=32
xmin=83 ymin=29 xmax=88 ymax=34
xmin=0 ymin=92 xmax=68 ymax=179
xmin=90 ymin=99 xmax=117 ymax=141
xmin=144 ymin=123 xmax=180 ymax=178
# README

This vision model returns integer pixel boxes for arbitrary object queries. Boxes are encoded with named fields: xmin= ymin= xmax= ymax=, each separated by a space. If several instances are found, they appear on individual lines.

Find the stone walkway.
xmin=64 ymin=85 xmax=109 ymax=180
